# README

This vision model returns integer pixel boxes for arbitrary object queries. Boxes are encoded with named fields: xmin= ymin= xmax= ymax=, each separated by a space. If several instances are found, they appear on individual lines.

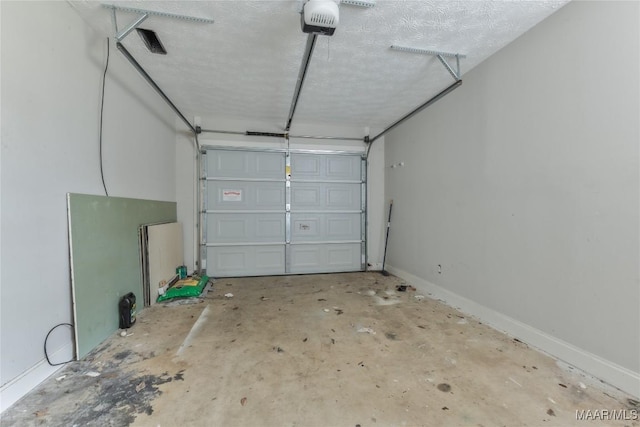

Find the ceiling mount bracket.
xmin=390 ymin=45 xmax=466 ymax=81
xmin=109 ymin=6 xmax=118 ymax=35
xmin=102 ymin=4 xmax=214 ymax=42
xmin=340 ymin=0 xmax=376 ymax=8
xmin=116 ymin=13 xmax=149 ymax=42
xmin=437 ymin=54 xmax=461 ymax=82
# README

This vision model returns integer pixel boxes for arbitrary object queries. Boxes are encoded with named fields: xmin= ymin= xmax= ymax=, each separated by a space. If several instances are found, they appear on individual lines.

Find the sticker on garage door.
xmin=222 ymin=190 xmax=242 ymax=201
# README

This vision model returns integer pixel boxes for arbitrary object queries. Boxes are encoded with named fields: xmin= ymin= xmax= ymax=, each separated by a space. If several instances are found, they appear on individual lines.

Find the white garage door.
xmin=202 ymin=148 xmax=366 ymax=277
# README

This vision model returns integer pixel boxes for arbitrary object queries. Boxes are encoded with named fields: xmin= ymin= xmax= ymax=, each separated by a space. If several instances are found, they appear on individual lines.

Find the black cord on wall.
xmin=99 ymin=37 xmax=111 ymax=196
xmin=44 ymin=323 xmax=74 ymax=366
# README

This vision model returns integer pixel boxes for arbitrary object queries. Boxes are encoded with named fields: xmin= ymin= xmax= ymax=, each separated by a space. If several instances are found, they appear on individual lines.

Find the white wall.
xmin=385 ymin=0 xmax=639 ymax=397
xmin=176 ymin=116 xmax=386 ymax=273
xmin=0 ymin=1 xmax=177 ymax=410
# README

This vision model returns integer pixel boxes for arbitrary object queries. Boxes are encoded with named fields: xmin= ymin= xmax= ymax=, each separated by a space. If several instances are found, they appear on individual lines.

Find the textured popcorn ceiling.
xmin=70 ymin=0 xmax=569 ymax=133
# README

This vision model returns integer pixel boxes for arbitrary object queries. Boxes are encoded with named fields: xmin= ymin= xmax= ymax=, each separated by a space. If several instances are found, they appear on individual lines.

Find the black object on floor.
xmin=381 ymin=200 xmax=394 ymax=276
xmin=119 ymin=292 xmax=137 ymax=329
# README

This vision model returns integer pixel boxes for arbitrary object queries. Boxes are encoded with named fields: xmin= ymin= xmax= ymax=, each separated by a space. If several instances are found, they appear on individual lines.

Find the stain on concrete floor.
xmin=1 ymin=273 xmax=637 ymax=427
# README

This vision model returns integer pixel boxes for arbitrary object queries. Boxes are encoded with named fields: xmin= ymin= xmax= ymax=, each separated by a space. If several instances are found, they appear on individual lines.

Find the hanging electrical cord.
xmin=99 ymin=37 xmax=111 ymax=196
xmin=44 ymin=323 xmax=74 ymax=366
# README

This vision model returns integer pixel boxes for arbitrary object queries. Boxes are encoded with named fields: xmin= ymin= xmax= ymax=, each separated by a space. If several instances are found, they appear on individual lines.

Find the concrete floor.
xmin=2 ymin=272 xmax=638 ymax=426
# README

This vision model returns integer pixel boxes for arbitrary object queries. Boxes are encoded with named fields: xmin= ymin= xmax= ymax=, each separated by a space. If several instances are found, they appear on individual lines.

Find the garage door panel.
xmin=327 ymin=215 xmax=359 ymax=239
xmin=207 ymin=213 xmax=284 ymax=243
xmin=291 ymin=186 xmax=320 ymax=206
xmin=327 ymin=245 xmax=359 ymax=266
xmin=208 ymin=150 xmax=284 ymax=180
xmin=291 ymin=183 xmax=360 ymax=211
xmin=256 ymin=154 xmax=285 ymax=177
xmin=204 ymin=149 xmax=364 ymax=277
xmin=256 ymin=247 xmax=285 ymax=269
xmin=208 ymin=245 xmax=285 ymax=276
xmin=256 ymin=217 xmax=285 ymax=238
xmin=218 ymin=249 xmax=246 ymax=270
xmin=291 ymin=155 xmax=321 ymax=177
xmin=208 ymin=181 xmax=284 ymax=210
xmin=289 ymin=243 xmax=361 ymax=274
xmin=291 ymin=216 xmax=321 ymax=240
xmin=290 ymin=213 xmax=360 ymax=242
xmin=256 ymin=187 xmax=285 ymax=207
xmin=290 ymin=246 xmax=319 ymax=268
xmin=326 ymin=156 xmax=360 ymax=180
xmin=216 ymin=218 xmax=245 ymax=239
xmin=327 ymin=187 xmax=356 ymax=208
xmin=291 ymin=154 xmax=360 ymax=181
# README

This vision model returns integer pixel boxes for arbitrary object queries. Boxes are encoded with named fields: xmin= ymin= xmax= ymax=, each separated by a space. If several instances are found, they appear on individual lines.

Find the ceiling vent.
xmin=136 ymin=28 xmax=167 ymax=55
xmin=301 ymin=0 xmax=339 ymax=36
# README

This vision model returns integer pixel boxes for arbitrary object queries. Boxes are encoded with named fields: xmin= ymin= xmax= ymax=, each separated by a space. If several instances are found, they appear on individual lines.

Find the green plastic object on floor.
xmin=157 ymin=274 xmax=209 ymax=302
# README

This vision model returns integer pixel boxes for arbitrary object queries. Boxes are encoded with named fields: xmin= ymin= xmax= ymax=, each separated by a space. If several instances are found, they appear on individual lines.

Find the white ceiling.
xmin=70 ymin=0 xmax=569 ymax=133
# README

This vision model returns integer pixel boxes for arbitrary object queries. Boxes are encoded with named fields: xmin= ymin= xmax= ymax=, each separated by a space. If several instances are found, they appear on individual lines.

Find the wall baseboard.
xmin=387 ymin=265 xmax=640 ymax=399
xmin=0 ymin=344 xmax=72 ymax=413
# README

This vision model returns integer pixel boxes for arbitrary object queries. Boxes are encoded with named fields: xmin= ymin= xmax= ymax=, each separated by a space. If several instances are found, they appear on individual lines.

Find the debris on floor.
xmin=34 ymin=409 xmax=48 ymax=418
xmin=224 ymin=293 xmax=234 ymax=299
xmin=508 ymin=377 xmax=522 ymax=387
xmin=164 ymin=298 xmax=203 ymax=306
xmin=437 ymin=383 xmax=452 ymax=392
xmin=3 ymin=272 xmax=637 ymax=427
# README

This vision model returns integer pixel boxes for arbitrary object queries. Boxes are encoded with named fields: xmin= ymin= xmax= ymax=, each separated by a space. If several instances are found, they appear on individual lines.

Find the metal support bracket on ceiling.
xmin=340 ymin=0 xmax=376 ymax=7
xmin=102 ymin=4 xmax=214 ymax=42
xmin=116 ymin=13 xmax=149 ymax=42
xmin=437 ymin=54 xmax=461 ymax=82
xmin=390 ymin=45 xmax=466 ymax=82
